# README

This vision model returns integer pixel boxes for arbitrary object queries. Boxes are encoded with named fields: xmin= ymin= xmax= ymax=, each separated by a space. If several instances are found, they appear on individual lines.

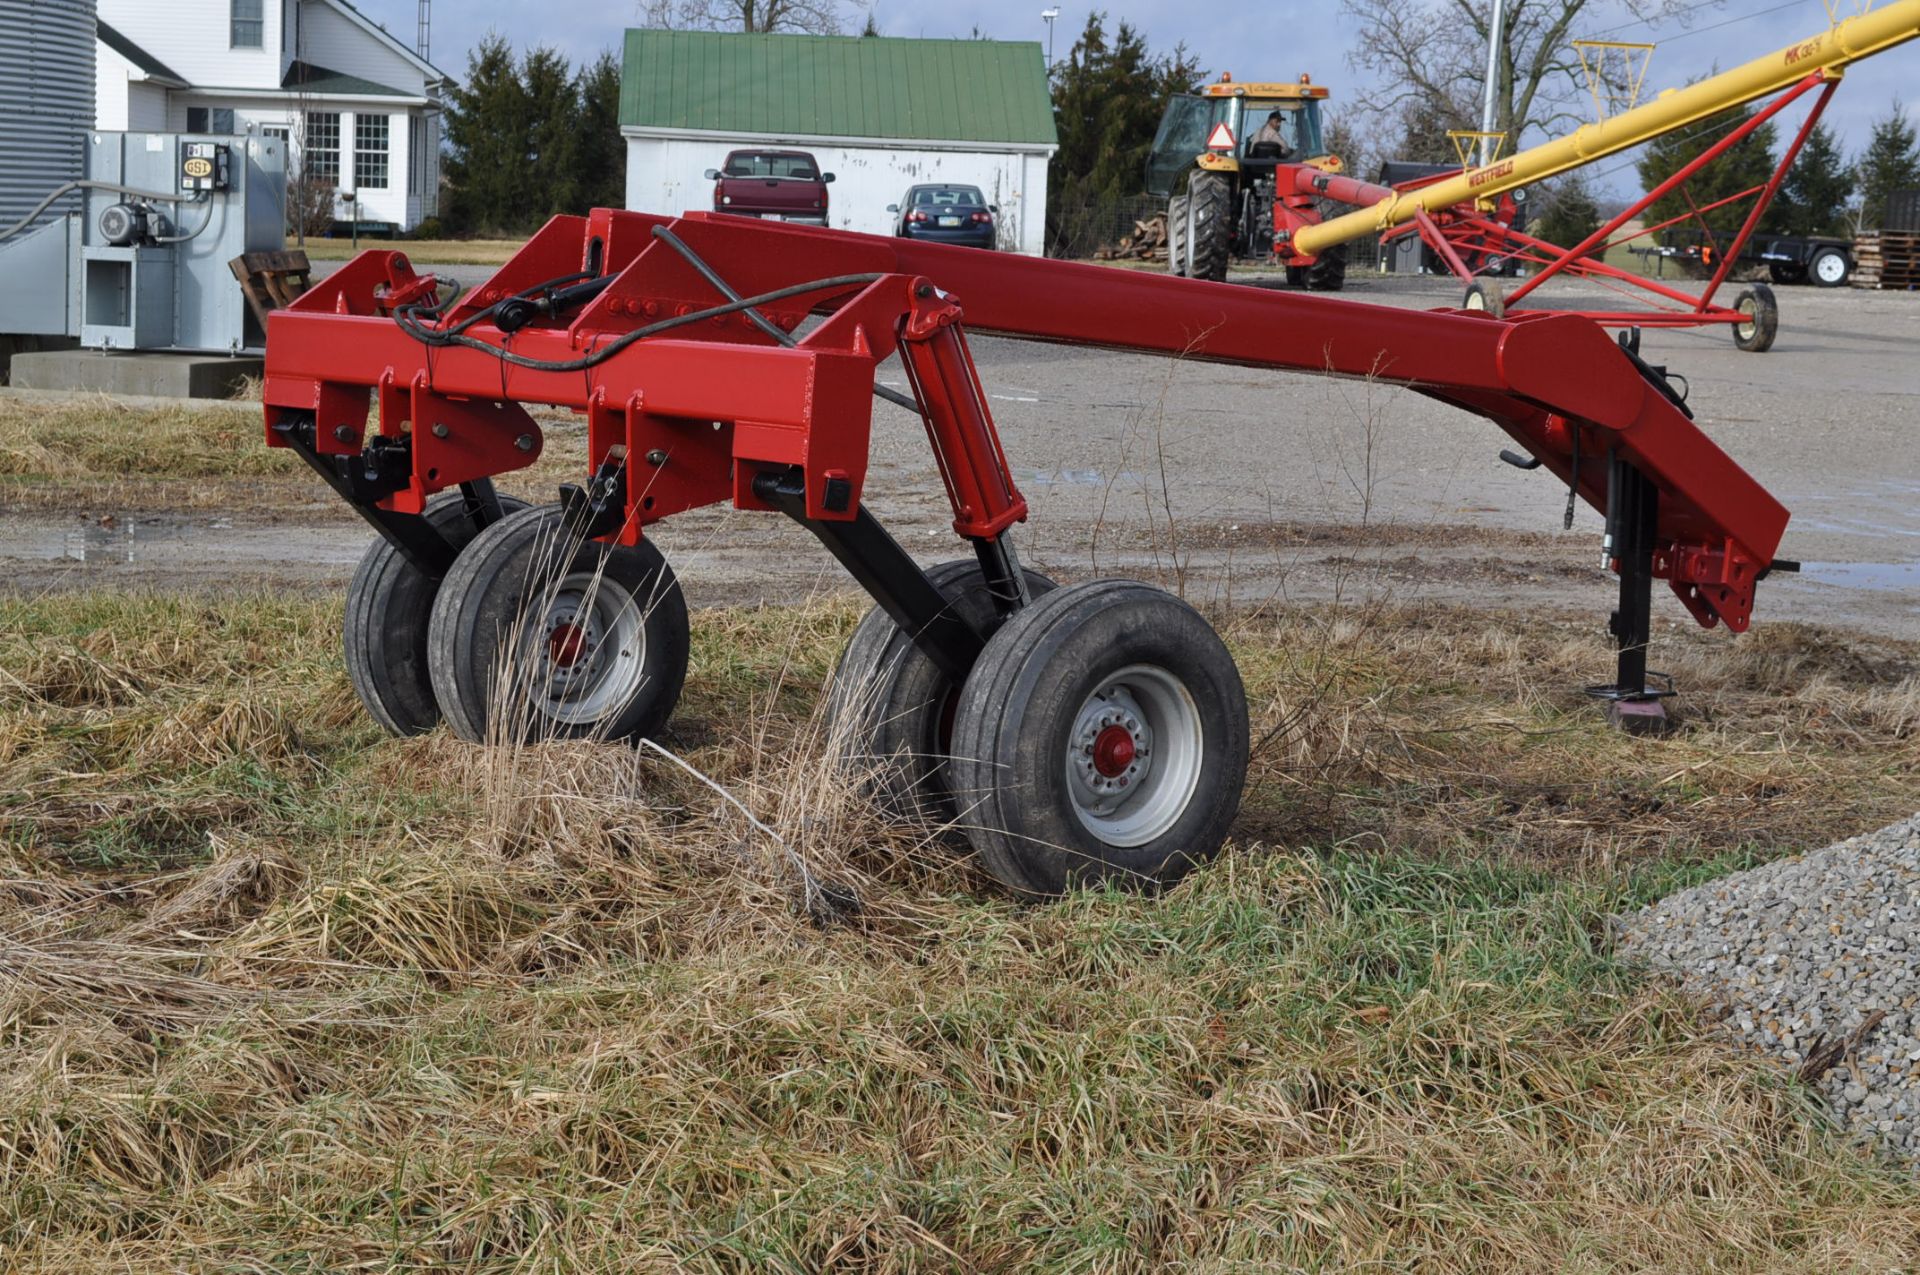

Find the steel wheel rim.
xmin=1736 ymin=296 xmax=1757 ymax=340
xmin=525 ymin=571 xmax=647 ymax=726
xmin=1064 ymin=663 xmax=1203 ymax=848
xmin=1814 ymin=253 xmax=1845 ymax=284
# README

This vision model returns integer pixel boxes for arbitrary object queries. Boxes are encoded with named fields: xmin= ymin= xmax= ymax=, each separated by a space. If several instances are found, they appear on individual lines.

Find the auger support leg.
xmin=1595 ymin=456 xmax=1675 ymax=736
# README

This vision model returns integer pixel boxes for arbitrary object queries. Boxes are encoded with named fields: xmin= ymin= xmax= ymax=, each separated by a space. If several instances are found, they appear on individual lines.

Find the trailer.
xmin=263 ymin=208 xmax=1797 ymax=895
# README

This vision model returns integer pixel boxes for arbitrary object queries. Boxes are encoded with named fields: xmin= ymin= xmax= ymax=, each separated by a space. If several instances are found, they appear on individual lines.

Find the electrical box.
xmin=179 ymin=141 xmax=230 ymax=192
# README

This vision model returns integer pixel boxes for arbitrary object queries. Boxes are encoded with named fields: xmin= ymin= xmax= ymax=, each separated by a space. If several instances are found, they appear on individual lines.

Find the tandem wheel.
xmin=426 ymin=504 xmax=690 ymax=744
xmin=1463 ymin=279 xmax=1506 ymax=318
xmin=344 ymin=492 xmax=528 ymax=736
xmin=945 ymin=579 xmax=1249 ymax=896
xmin=827 ymin=559 xmax=1055 ymax=821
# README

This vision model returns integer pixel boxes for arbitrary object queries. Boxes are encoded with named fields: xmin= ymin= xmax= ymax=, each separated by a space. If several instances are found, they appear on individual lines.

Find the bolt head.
xmin=515 ymin=433 xmax=536 ymax=453
xmin=431 ymin=422 xmax=449 ymax=438
xmin=645 ymin=449 xmax=668 ymax=466
xmin=333 ymin=425 xmax=358 ymax=443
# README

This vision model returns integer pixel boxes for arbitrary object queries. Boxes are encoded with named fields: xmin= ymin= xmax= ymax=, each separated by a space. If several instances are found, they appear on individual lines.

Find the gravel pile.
xmin=1617 ymin=813 xmax=1920 ymax=1168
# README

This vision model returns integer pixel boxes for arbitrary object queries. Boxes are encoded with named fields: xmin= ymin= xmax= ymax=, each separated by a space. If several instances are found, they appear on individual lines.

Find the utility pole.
xmin=1478 ymin=0 xmax=1505 ymax=167
xmin=417 ymin=0 xmax=431 ymax=60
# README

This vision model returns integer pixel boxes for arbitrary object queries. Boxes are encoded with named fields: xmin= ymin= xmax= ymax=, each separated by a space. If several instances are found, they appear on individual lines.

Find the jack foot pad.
xmin=1606 ymin=697 xmax=1674 ymax=737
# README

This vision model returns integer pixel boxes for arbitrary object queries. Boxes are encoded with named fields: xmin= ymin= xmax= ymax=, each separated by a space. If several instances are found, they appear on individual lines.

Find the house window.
xmin=186 ymin=107 xmax=235 ymax=134
xmin=303 ymin=112 xmax=340 ymax=184
xmin=354 ymin=114 xmax=389 ymax=190
xmin=231 ymin=0 xmax=263 ymax=48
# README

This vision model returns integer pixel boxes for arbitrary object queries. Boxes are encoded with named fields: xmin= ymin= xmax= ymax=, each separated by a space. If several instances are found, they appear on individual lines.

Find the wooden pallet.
xmin=228 ymin=249 xmax=312 ymax=327
xmin=1851 ymin=231 xmax=1920 ymax=289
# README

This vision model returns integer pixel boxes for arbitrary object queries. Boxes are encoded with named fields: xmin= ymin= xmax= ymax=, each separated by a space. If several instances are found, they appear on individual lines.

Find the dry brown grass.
xmin=0 ymin=393 xmax=593 ymax=516
xmin=1 ymin=587 xmax=1918 ymax=1270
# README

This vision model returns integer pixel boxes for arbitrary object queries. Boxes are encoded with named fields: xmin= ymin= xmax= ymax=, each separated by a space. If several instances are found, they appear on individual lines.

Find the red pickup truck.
xmin=704 ymin=149 xmax=835 ymax=225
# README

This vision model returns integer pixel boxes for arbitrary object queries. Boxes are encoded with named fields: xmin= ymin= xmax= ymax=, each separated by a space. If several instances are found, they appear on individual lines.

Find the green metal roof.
xmin=620 ymin=31 xmax=1057 ymax=147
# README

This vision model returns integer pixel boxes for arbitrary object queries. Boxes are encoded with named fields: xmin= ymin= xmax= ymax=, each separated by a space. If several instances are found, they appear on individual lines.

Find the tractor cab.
xmin=1145 ymin=76 xmax=1331 ymax=196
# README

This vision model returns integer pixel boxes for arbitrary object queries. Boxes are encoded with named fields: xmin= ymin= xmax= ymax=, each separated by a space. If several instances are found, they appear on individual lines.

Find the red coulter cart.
xmin=263 ymin=209 xmax=1795 ymax=894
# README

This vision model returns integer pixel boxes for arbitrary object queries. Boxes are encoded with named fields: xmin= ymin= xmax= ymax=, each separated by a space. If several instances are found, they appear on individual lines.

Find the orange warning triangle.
xmin=1205 ymin=122 xmax=1236 ymax=150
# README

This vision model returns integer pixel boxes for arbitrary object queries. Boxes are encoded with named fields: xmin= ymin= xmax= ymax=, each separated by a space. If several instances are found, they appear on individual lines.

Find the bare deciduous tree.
xmin=1340 ymin=0 xmax=1721 ymax=156
xmin=639 ymin=0 xmax=862 ymax=35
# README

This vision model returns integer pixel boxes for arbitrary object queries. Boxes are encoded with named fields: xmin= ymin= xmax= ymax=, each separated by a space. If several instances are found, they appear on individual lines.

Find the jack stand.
xmin=1587 ymin=456 xmax=1676 ymax=736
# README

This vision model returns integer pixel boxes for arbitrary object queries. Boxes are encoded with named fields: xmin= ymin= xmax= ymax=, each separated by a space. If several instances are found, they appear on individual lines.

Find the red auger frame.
xmin=264 ymin=211 xmax=1793 ymax=884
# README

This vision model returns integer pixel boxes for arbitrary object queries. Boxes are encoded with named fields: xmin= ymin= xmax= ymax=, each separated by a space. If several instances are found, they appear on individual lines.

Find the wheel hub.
xmin=547 ymin=621 xmax=589 ymax=668
xmin=1092 ymin=724 xmax=1137 ymax=777
xmin=1070 ymin=688 xmax=1152 ymax=799
xmin=1062 ymin=664 xmax=1205 ymax=849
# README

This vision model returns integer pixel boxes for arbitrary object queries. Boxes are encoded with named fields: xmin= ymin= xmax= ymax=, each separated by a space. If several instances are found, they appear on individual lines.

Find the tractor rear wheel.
xmin=1165 ymin=195 xmax=1190 ymax=277
xmin=827 ymin=560 xmax=1055 ymax=821
xmin=947 ymin=580 xmax=1249 ymax=895
xmin=1301 ymin=243 xmax=1348 ymax=292
xmin=427 ymin=504 xmax=689 ymax=744
xmin=1731 ymin=284 xmax=1779 ymax=353
xmin=345 ymin=492 xmax=527 ymax=736
xmin=1186 ymin=170 xmax=1233 ymax=283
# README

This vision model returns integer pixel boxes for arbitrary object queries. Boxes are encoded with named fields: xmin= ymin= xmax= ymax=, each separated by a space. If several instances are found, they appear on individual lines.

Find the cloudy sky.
xmin=350 ymin=0 xmax=1914 ymax=194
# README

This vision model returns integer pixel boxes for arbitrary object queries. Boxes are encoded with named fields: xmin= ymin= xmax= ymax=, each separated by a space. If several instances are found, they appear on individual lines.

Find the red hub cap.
xmin=548 ymin=622 xmax=587 ymax=668
xmin=1091 ymin=724 xmax=1137 ymax=777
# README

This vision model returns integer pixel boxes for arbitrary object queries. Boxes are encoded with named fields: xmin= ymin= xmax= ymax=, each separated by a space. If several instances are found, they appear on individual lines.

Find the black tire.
xmin=1463 ymin=279 xmax=1506 ymax=318
xmin=1732 ymin=284 xmax=1778 ymax=354
xmin=344 ymin=492 xmax=527 ymax=736
xmin=1284 ymin=265 xmax=1307 ymax=288
xmin=948 ymin=580 xmax=1249 ymax=896
xmin=1768 ymin=261 xmax=1807 ymax=286
xmin=826 ymin=560 xmax=1056 ymax=821
xmin=1808 ymin=247 xmax=1850 ymax=288
xmin=1301 ymin=242 xmax=1347 ymax=292
xmin=427 ymin=504 xmax=690 ymax=744
xmin=1165 ymin=195 xmax=1189 ymax=277
xmin=1186 ymin=169 xmax=1233 ymax=283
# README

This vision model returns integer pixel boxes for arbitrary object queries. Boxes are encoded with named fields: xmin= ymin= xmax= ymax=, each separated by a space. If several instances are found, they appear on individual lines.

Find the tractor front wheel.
xmin=1301 ymin=243 xmax=1348 ymax=292
xmin=427 ymin=504 xmax=689 ymax=744
xmin=1185 ymin=170 xmax=1233 ymax=283
xmin=948 ymin=580 xmax=1249 ymax=895
xmin=344 ymin=492 xmax=527 ymax=736
xmin=827 ymin=560 xmax=1055 ymax=821
xmin=1731 ymin=284 xmax=1779 ymax=353
xmin=1165 ymin=195 xmax=1190 ymax=277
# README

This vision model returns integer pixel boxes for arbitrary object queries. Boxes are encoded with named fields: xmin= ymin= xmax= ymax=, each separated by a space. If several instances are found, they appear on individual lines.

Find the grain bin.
xmin=0 ymin=0 xmax=96 ymax=232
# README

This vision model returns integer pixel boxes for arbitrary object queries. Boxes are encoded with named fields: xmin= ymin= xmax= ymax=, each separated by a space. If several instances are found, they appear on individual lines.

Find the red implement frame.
xmin=1386 ymin=71 xmax=1841 ymax=333
xmin=264 ymin=208 xmax=1790 ymax=659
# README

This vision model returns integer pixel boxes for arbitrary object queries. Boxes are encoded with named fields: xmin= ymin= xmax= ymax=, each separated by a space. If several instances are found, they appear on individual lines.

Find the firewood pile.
xmin=1096 ymin=213 xmax=1168 ymax=261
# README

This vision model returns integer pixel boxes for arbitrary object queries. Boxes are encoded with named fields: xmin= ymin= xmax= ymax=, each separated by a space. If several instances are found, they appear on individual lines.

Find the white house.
xmin=93 ymin=0 xmax=452 ymax=232
xmin=621 ymin=31 xmax=1058 ymax=255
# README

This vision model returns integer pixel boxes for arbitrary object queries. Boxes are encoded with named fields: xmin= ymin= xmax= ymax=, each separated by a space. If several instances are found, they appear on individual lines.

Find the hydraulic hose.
xmin=0 ymin=179 xmax=193 ymax=243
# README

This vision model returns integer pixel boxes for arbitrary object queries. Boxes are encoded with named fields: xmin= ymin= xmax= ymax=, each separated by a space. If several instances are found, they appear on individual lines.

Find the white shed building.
xmin=620 ymin=31 xmax=1058 ymax=255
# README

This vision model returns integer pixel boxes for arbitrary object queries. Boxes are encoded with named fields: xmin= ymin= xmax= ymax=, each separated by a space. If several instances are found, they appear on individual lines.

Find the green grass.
xmin=2 ymin=589 xmax=1918 ymax=1270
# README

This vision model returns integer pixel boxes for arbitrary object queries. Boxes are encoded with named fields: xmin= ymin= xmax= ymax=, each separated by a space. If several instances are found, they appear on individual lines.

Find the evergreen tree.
xmin=1857 ymin=100 xmax=1920 ymax=230
xmin=522 ymin=46 xmax=582 ymax=222
xmin=443 ymin=35 xmax=533 ymax=233
xmin=1046 ymin=11 xmax=1203 ymax=251
xmin=1635 ymin=102 xmax=1778 ymax=252
xmin=1535 ymin=172 xmax=1603 ymax=255
xmin=573 ymin=52 xmax=627 ymax=214
xmin=1768 ymin=122 xmax=1854 ymax=238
